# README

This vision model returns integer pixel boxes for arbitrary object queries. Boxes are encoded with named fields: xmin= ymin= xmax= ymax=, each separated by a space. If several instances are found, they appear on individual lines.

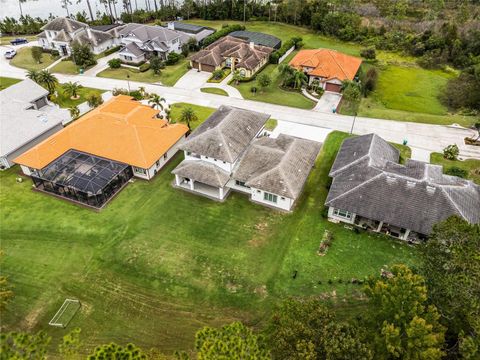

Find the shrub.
xmin=443 ymin=144 xmax=460 ymax=160
xmin=269 ymin=37 xmax=303 ymax=64
xmin=202 ymin=24 xmax=245 ymax=47
xmin=139 ymin=63 xmax=150 ymax=72
xmin=165 ymin=52 xmax=181 ymax=65
xmin=150 ymin=56 xmax=164 ymax=75
xmin=445 ymin=166 xmax=468 ymax=178
xmin=71 ymin=42 xmax=96 ymax=67
xmin=212 ymin=69 xmax=225 ymax=80
xmin=360 ymin=47 xmax=376 ymax=60
xmin=250 ymin=86 xmax=258 ymax=93
xmin=112 ymin=88 xmax=129 ymax=96
xmin=128 ymin=90 xmax=143 ymax=100
xmin=108 ymin=58 xmax=121 ymax=69
xmin=257 ymin=73 xmax=271 ymax=89
xmin=104 ymin=45 xmax=121 ymax=56
xmin=31 ymin=46 xmax=43 ymax=64
xmin=317 ymin=230 xmax=333 ymax=256
xmin=86 ymin=93 xmax=103 ymax=108
xmin=362 ymin=67 xmax=379 ymax=96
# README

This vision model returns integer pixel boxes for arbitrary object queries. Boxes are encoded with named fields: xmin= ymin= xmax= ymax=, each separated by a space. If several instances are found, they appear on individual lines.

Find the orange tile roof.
xmin=289 ymin=49 xmax=362 ymax=81
xmin=14 ymin=95 xmax=189 ymax=169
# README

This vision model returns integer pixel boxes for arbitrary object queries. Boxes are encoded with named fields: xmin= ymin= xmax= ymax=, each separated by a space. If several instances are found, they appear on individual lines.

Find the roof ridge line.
xmin=330 ymin=153 xmax=369 ymax=177
xmin=439 ymin=186 xmax=469 ymax=220
xmin=327 ymin=49 xmax=349 ymax=79
xmin=327 ymin=172 xmax=384 ymax=204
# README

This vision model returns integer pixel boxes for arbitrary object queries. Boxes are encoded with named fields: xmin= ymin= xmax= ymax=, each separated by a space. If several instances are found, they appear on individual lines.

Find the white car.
xmin=4 ymin=49 xmax=16 ymax=59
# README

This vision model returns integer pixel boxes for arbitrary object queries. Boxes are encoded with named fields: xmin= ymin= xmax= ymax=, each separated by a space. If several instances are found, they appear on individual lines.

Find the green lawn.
xmin=233 ymin=51 xmax=315 ymax=109
xmin=0 ymin=35 xmax=37 ymax=46
xmin=97 ymin=59 xmax=189 ymax=86
xmin=10 ymin=46 xmax=56 ymax=71
xmin=170 ymin=102 xmax=216 ymax=129
xmin=0 ymin=76 xmax=21 ymax=90
xmin=430 ymin=153 xmax=480 ymax=184
xmin=1 ymin=128 xmax=418 ymax=356
xmin=50 ymin=60 xmax=91 ymax=75
xmin=200 ymin=87 xmax=229 ymax=96
xmin=54 ymin=85 xmax=105 ymax=109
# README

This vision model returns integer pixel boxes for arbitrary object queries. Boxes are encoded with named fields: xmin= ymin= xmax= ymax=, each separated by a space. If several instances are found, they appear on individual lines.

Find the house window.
xmin=235 ymin=180 xmax=249 ymax=188
xmin=156 ymin=160 xmax=160 ymax=166
xmin=163 ymin=152 xmax=168 ymax=160
xmin=264 ymin=192 xmax=278 ymax=203
xmin=333 ymin=208 xmax=352 ymax=219
xmin=240 ymin=69 xmax=246 ymax=77
xmin=125 ymin=55 xmax=133 ymax=61
xmin=187 ymin=152 xmax=191 ymax=155
xmin=133 ymin=167 xmax=146 ymax=175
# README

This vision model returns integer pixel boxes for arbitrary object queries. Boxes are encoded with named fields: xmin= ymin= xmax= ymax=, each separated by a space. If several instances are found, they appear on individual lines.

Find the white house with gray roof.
xmin=37 ymin=17 xmax=118 ymax=56
xmin=172 ymin=106 xmax=320 ymax=211
xmin=0 ymin=79 xmax=69 ymax=170
xmin=326 ymin=134 xmax=480 ymax=241
xmin=118 ymin=23 xmax=181 ymax=63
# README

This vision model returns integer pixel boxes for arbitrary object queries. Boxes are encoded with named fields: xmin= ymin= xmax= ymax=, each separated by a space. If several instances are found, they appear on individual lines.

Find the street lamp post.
xmin=350 ymin=111 xmax=357 ymax=135
xmin=127 ymin=73 xmax=131 ymax=93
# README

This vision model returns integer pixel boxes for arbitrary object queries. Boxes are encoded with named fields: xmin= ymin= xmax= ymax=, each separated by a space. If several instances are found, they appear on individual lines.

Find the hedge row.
xmin=270 ymin=36 xmax=303 ymax=64
xmin=104 ymin=45 xmax=121 ymax=56
xmin=201 ymin=24 xmax=245 ymax=47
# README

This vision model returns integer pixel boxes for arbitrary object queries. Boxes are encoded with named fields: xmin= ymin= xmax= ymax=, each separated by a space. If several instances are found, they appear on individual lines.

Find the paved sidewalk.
xmin=1 ymin=58 xmax=479 ymax=159
xmin=411 ymin=147 xmax=432 ymax=162
xmin=84 ymin=52 xmax=119 ymax=76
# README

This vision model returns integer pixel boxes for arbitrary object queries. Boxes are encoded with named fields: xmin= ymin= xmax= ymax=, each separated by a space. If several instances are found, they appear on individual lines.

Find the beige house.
xmin=190 ymin=36 xmax=273 ymax=78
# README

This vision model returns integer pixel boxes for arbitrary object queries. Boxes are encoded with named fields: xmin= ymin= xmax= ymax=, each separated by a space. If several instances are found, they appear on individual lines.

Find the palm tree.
xmin=69 ymin=106 xmax=80 ymax=119
xmin=278 ymin=64 xmax=295 ymax=87
xmin=62 ymin=81 xmax=82 ymax=99
xmin=148 ymin=94 xmax=165 ymax=112
xmin=180 ymin=107 xmax=197 ymax=131
xmin=292 ymin=70 xmax=308 ymax=90
xmin=37 ymin=70 xmax=58 ymax=94
xmin=232 ymin=70 xmax=242 ymax=85
xmin=26 ymin=69 xmax=40 ymax=84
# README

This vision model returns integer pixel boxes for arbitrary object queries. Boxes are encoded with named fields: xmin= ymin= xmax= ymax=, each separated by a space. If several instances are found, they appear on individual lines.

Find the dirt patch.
xmin=253 ymin=285 xmax=268 ymax=299
xmin=22 ymin=305 xmax=44 ymax=330
xmin=248 ymin=221 xmax=270 ymax=247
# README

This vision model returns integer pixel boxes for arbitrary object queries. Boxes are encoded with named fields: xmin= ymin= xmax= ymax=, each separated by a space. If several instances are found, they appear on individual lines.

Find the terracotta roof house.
xmin=0 ymin=79 xmax=69 ymax=170
xmin=117 ymin=23 xmax=182 ymax=63
xmin=325 ymin=134 xmax=480 ymax=241
xmin=289 ymin=49 xmax=362 ymax=92
xmin=190 ymin=36 xmax=273 ymax=78
xmin=172 ymin=106 xmax=320 ymax=211
xmin=15 ymin=95 xmax=188 ymax=208
xmin=38 ymin=17 xmax=119 ymax=56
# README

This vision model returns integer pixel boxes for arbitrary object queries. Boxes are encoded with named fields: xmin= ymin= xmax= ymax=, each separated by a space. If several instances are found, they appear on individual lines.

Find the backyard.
xmin=97 ymin=58 xmax=190 ymax=86
xmin=0 ymin=127 xmax=418 ymax=356
xmin=9 ymin=46 xmax=56 ymax=70
xmin=430 ymin=153 xmax=480 ymax=184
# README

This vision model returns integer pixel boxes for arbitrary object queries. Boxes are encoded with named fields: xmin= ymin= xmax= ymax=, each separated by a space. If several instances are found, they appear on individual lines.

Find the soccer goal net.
xmin=48 ymin=299 xmax=81 ymax=328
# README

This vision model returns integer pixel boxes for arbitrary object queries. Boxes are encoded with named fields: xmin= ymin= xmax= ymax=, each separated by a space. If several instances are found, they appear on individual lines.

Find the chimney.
xmin=167 ymin=22 xmax=175 ymax=30
xmin=249 ymin=41 xmax=254 ymax=49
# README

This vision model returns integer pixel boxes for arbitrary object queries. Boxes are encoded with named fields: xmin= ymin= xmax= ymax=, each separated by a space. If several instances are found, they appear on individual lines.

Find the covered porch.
xmin=171 ymin=160 xmax=231 ymax=201
xmin=354 ymin=215 xmax=414 ymax=241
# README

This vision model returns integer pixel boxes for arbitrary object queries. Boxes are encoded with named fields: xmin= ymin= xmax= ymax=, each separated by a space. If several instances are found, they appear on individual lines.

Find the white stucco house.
xmin=117 ymin=23 xmax=182 ymax=63
xmin=172 ymin=106 xmax=320 ymax=211
xmin=37 ymin=17 xmax=118 ymax=56
xmin=0 ymin=79 xmax=69 ymax=170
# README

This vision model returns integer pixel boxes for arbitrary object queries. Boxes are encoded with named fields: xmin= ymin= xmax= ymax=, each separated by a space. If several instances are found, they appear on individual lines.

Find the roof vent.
xmin=386 ymin=175 xmax=397 ymax=184
xmin=426 ymin=185 xmax=436 ymax=194
xmin=407 ymin=181 xmax=416 ymax=188
xmin=38 ymin=114 xmax=48 ymax=123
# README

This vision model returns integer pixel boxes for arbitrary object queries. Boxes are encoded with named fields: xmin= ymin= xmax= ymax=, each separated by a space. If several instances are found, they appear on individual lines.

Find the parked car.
xmin=10 ymin=38 xmax=28 ymax=45
xmin=4 ymin=49 xmax=16 ymax=59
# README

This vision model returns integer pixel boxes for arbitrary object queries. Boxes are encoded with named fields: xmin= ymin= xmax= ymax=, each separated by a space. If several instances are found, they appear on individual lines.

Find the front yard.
xmin=97 ymin=58 xmax=189 ymax=86
xmin=53 ymin=85 xmax=105 ymax=108
xmin=0 ymin=76 xmax=21 ymax=90
xmin=10 ymin=46 xmax=56 ymax=70
xmin=0 ymin=125 xmax=418 ymax=356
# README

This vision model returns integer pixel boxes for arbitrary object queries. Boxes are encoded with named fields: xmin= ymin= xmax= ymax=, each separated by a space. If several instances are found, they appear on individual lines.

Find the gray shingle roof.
xmin=229 ymin=30 xmax=282 ymax=49
xmin=326 ymin=134 xmax=480 ymax=235
xmin=120 ymin=42 xmax=145 ymax=57
xmin=42 ymin=17 xmax=87 ymax=32
xmin=180 ymin=105 xmax=270 ymax=163
xmin=1 ymin=79 xmax=69 ymax=156
xmin=74 ymin=29 xmax=113 ymax=47
xmin=119 ymin=23 xmax=180 ymax=43
xmin=172 ymin=160 xmax=230 ymax=187
xmin=53 ymin=29 xmax=72 ymax=42
xmin=170 ymin=21 xmax=213 ymax=34
xmin=233 ymin=134 xmax=321 ymax=198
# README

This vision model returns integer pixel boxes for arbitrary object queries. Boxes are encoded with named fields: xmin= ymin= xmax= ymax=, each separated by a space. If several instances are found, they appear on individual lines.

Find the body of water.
xmin=1 ymin=0 xmax=153 ymax=20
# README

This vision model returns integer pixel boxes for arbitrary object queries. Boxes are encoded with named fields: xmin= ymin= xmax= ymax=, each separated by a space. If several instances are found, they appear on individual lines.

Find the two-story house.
xmin=117 ymin=23 xmax=182 ymax=63
xmin=172 ymin=106 xmax=321 ymax=211
xmin=37 ymin=17 xmax=117 ymax=56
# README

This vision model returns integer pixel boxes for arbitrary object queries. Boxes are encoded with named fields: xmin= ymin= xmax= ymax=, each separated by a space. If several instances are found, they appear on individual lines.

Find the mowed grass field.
xmin=0 ymin=76 xmax=21 ymax=90
xmin=430 ymin=153 xmax=480 ymax=184
xmin=0 ymin=130 xmax=418 ymax=357
xmin=10 ymin=46 xmax=56 ymax=70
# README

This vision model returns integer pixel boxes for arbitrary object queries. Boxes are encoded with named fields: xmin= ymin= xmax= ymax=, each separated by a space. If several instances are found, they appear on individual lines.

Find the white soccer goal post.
xmin=48 ymin=299 xmax=81 ymax=328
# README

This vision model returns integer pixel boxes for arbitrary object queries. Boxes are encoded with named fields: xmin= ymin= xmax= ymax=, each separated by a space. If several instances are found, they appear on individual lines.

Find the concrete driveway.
xmin=271 ymin=121 xmax=332 ymax=143
xmin=174 ymin=69 xmax=211 ymax=89
xmin=314 ymin=91 xmax=343 ymax=113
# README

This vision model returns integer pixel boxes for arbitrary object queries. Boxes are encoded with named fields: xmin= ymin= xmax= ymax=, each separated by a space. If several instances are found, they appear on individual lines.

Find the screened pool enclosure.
xmin=30 ymin=150 xmax=133 ymax=208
